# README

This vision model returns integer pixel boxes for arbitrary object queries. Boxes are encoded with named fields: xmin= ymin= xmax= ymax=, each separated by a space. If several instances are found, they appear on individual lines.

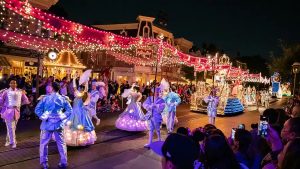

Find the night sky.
xmin=56 ymin=0 xmax=300 ymax=57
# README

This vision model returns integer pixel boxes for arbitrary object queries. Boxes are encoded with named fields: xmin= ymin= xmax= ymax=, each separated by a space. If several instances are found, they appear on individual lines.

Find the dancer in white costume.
xmin=204 ymin=89 xmax=219 ymax=125
xmin=0 ymin=79 xmax=29 ymax=148
xmin=87 ymin=81 xmax=101 ymax=125
xmin=115 ymin=85 xmax=147 ymax=131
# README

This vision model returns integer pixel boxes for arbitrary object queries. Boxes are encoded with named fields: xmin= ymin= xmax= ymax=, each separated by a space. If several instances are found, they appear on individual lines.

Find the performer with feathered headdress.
xmin=115 ymin=83 xmax=148 ymax=131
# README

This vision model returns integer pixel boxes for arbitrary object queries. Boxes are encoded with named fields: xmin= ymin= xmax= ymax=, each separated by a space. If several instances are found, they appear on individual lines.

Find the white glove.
xmin=40 ymin=111 xmax=50 ymax=121
xmin=58 ymin=112 xmax=67 ymax=120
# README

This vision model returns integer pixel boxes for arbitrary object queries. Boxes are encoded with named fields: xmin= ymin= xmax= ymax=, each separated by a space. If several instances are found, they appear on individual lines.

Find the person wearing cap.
xmin=204 ymin=88 xmax=219 ymax=125
xmin=35 ymin=82 xmax=72 ymax=169
xmin=0 ymin=78 xmax=29 ymax=149
xmin=165 ymin=86 xmax=181 ymax=134
xmin=150 ymin=133 xmax=201 ymax=169
xmin=87 ymin=81 xmax=101 ymax=125
xmin=143 ymin=87 xmax=165 ymax=148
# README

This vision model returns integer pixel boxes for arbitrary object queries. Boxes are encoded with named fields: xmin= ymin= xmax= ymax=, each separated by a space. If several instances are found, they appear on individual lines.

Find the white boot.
xmin=144 ymin=131 xmax=153 ymax=148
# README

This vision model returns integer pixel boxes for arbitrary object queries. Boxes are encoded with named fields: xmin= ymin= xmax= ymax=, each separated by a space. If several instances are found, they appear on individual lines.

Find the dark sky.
xmin=56 ymin=0 xmax=300 ymax=57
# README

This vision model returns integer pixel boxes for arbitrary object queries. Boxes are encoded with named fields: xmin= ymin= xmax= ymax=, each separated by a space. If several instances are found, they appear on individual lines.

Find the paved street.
xmin=0 ymin=98 xmax=286 ymax=169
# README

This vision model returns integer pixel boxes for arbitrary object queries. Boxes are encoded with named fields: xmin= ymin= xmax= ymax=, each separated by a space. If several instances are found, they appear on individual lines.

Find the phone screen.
xmin=231 ymin=128 xmax=236 ymax=139
xmin=238 ymin=124 xmax=245 ymax=129
xmin=258 ymin=116 xmax=268 ymax=137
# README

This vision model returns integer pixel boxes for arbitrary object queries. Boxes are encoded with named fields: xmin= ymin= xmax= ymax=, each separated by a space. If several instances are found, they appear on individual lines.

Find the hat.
xmin=150 ymin=133 xmax=200 ymax=169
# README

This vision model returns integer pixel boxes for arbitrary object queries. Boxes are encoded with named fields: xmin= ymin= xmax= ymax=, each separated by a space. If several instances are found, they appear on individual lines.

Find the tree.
xmin=233 ymin=55 xmax=269 ymax=77
xmin=48 ymin=4 xmax=69 ymax=19
xmin=269 ymin=44 xmax=300 ymax=81
xmin=201 ymin=42 xmax=219 ymax=55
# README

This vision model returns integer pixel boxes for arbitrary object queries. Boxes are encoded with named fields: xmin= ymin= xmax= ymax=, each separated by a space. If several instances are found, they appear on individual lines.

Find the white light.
xmin=48 ymin=51 xmax=57 ymax=60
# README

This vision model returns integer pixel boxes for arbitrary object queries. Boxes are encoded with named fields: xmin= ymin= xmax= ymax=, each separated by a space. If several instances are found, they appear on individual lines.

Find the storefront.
xmin=43 ymin=50 xmax=86 ymax=79
xmin=0 ymin=54 xmax=38 ymax=79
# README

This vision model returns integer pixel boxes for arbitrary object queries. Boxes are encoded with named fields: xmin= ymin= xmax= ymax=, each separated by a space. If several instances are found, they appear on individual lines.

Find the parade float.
xmin=190 ymin=54 xmax=270 ymax=116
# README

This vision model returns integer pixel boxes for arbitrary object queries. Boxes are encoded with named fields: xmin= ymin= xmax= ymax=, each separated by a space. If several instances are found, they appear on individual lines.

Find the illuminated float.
xmin=191 ymin=54 xmax=270 ymax=116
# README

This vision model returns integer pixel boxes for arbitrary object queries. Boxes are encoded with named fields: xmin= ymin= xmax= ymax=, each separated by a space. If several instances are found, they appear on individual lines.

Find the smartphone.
xmin=238 ymin=124 xmax=245 ymax=129
xmin=231 ymin=128 xmax=236 ymax=139
xmin=258 ymin=115 xmax=268 ymax=137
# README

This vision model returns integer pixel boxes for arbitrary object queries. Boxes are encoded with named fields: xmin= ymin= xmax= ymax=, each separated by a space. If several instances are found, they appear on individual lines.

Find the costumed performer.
xmin=0 ymin=78 xmax=29 ymax=148
xmin=35 ymin=82 xmax=72 ymax=169
xmin=204 ymin=88 xmax=219 ymax=125
xmin=115 ymin=84 xmax=147 ymax=131
xmin=143 ymin=87 xmax=165 ymax=148
xmin=87 ymin=81 xmax=101 ymax=125
xmin=64 ymin=73 xmax=97 ymax=146
xmin=165 ymin=86 xmax=181 ymax=134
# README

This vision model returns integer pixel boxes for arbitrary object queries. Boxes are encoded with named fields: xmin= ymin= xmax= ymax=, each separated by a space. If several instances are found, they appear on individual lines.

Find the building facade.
xmin=90 ymin=15 xmax=193 ymax=84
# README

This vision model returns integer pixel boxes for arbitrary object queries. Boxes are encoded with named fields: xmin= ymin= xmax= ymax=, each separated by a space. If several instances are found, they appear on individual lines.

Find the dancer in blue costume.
xmin=165 ymin=86 xmax=181 ymax=134
xmin=35 ymin=82 xmax=72 ymax=169
xmin=143 ymin=87 xmax=165 ymax=148
xmin=64 ymin=75 xmax=96 ymax=146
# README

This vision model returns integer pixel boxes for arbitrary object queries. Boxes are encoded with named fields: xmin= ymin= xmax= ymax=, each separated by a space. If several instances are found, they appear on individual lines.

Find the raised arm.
xmin=73 ymin=77 xmax=77 ymax=91
xmin=84 ymin=81 xmax=88 ymax=92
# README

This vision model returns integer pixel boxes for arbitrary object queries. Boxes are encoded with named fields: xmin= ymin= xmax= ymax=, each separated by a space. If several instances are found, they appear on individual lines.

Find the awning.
xmin=0 ymin=56 xmax=11 ymax=67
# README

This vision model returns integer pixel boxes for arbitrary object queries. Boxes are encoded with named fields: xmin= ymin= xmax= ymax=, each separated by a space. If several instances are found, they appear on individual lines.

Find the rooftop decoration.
xmin=43 ymin=49 xmax=86 ymax=69
xmin=0 ymin=0 xmax=268 ymax=83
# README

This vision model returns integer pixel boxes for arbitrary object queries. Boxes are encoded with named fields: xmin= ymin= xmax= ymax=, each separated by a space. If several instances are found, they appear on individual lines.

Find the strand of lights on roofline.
xmin=0 ymin=0 xmax=269 ymax=82
xmin=0 ymin=0 xmax=181 ymax=67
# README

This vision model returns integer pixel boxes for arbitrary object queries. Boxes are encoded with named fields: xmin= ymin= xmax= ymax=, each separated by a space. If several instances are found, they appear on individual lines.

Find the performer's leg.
xmin=5 ymin=120 xmax=17 ymax=147
xmin=5 ymin=121 xmax=10 ymax=146
xmin=40 ymin=130 xmax=52 ymax=165
xmin=53 ymin=130 xmax=67 ymax=165
xmin=11 ymin=120 xmax=17 ymax=147
xmin=168 ymin=111 xmax=175 ymax=133
xmin=156 ymin=129 xmax=161 ymax=141
xmin=212 ymin=117 xmax=215 ymax=125
xmin=167 ymin=111 xmax=171 ymax=133
xmin=92 ymin=115 xmax=101 ymax=126
xmin=144 ymin=130 xmax=153 ymax=148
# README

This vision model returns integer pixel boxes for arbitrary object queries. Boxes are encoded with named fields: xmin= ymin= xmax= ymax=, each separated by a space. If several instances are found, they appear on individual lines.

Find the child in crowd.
xmin=110 ymin=95 xmax=121 ymax=112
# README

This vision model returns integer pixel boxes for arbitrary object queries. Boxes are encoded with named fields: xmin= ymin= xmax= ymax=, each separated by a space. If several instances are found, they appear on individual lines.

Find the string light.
xmin=0 ymin=0 xmax=268 ymax=83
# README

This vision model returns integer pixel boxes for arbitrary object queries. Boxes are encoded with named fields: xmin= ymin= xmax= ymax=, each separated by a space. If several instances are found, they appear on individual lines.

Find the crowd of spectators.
xmin=0 ymin=73 xmax=196 ymax=120
xmin=154 ymin=100 xmax=300 ymax=169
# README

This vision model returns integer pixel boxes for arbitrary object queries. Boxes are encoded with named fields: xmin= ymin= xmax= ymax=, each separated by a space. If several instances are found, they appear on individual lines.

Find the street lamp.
xmin=292 ymin=62 xmax=300 ymax=96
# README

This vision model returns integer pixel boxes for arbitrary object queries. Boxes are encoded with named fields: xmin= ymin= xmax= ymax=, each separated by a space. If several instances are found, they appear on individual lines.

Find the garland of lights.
xmin=0 ymin=0 xmax=268 ymax=83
